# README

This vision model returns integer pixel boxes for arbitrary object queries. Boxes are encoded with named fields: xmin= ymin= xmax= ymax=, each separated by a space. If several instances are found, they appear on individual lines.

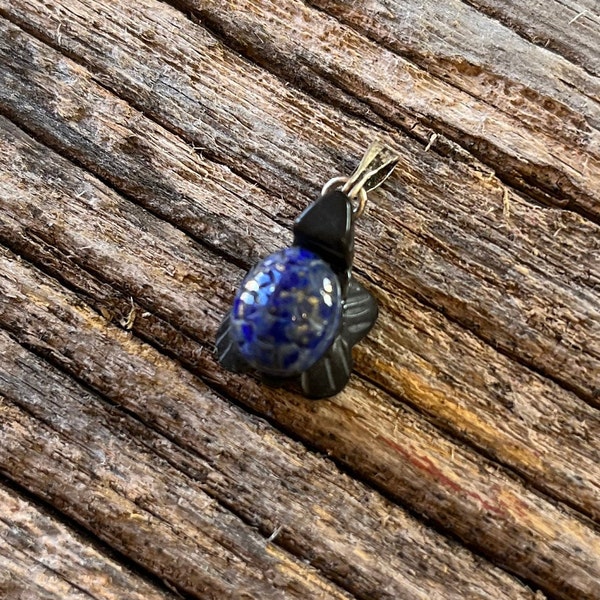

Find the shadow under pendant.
xmin=215 ymin=142 xmax=398 ymax=399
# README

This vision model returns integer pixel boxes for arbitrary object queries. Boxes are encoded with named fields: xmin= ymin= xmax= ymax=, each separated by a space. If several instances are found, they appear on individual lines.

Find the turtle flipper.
xmin=300 ymin=336 xmax=352 ymax=399
xmin=215 ymin=311 xmax=249 ymax=373
xmin=342 ymin=278 xmax=378 ymax=346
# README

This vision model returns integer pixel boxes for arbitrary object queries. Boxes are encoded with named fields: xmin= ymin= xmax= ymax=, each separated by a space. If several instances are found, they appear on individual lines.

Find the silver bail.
xmin=322 ymin=140 xmax=400 ymax=220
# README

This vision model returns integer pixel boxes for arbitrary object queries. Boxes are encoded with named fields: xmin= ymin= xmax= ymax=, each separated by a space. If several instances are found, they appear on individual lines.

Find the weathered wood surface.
xmin=0 ymin=258 xmax=540 ymax=600
xmin=457 ymin=0 xmax=600 ymax=77
xmin=189 ymin=0 xmax=600 ymax=221
xmin=0 ymin=0 xmax=598 ymax=599
xmin=0 ymin=482 xmax=178 ymax=600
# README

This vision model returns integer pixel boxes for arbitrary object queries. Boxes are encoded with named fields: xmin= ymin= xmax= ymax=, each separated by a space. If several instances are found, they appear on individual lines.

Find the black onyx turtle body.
xmin=216 ymin=190 xmax=378 ymax=399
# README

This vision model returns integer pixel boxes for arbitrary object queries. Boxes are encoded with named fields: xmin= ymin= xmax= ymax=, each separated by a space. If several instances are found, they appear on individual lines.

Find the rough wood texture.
xmin=0 ymin=255 xmax=538 ymax=600
xmin=459 ymin=0 xmax=600 ymax=77
xmin=185 ymin=0 xmax=600 ymax=222
xmin=2 ymin=0 xmax=598 ymax=404
xmin=0 ymin=483 xmax=178 ymax=600
xmin=0 ymin=0 xmax=598 ymax=599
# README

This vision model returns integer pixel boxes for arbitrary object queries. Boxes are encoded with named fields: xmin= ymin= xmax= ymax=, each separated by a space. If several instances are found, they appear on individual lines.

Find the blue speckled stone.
xmin=230 ymin=246 xmax=342 ymax=376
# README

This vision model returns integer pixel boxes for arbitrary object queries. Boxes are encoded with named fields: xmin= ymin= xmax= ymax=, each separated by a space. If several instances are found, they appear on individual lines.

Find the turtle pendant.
xmin=215 ymin=141 xmax=398 ymax=398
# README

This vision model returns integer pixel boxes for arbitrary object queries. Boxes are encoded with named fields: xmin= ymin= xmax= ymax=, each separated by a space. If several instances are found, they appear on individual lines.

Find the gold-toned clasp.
xmin=321 ymin=140 xmax=399 ymax=220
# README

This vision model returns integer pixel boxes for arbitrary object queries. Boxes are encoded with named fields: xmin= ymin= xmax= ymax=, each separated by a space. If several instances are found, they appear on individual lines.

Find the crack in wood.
xmin=0 ymin=475 xmax=184 ymax=600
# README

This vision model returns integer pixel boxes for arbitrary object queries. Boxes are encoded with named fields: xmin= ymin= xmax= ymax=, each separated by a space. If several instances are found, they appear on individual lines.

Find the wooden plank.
xmin=0 ymin=275 xmax=538 ymax=600
xmin=0 ymin=121 xmax=598 ymax=599
xmin=0 ymin=483 xmax=178 ymax=600
xmin=305 ymin=0 xmax=600 ymax=111
xmin=0 ymin=17 xmax=598 ymax=529
xmin=1 ymin=1 xmax=598 ymax=407
xmin=176 ymin=0 xmax=600 ymax=220
xmin=0 ymin=334 xmax=356 ymax=600
xmin=459 ymin=0 xmax=600 ymax=76
xmin=0 ymin=1 xmax=599 ymax=598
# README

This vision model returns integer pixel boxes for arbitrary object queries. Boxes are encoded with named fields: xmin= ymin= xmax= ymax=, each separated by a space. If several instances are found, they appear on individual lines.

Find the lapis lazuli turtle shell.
xmin=230 ymin=246 xmax=342 ymax=377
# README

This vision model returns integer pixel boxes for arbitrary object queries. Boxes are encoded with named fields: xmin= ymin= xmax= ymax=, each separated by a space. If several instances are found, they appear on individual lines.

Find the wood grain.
xmin=0 ymin=261 xmax=539 ymax=600
xmin=459 ymin=0 xmax=600 ymax=77
xmin=0 ymin=17 xmax=598 ymax=525
xmin=306 ymin=0 xmax=600 ymax=116
xmin=1 ymin=0 xmax=598 ymax=407
xmin=0 ymin=328 xmax=357 ymax=600
xmin=182 ymin=0 xmax=600 ymax=220
xmin=0 ymin=0 xmax=598 ymax=598
xmin=0 ymin=117 xmax=599 ymax=599
xmin=0 ymin=483 xmax=178 ymax=600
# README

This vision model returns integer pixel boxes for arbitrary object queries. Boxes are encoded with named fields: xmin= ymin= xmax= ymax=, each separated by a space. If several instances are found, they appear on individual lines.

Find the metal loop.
xmin=321 ymin=176 xmax=369 ymax=220
xmin=320 ymin=141 xmax=399 ymax=221
xmin=321 ymin=176 xmax=348 ymax=197
xmin=344 ymin=183 xmax=369 ymax=220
